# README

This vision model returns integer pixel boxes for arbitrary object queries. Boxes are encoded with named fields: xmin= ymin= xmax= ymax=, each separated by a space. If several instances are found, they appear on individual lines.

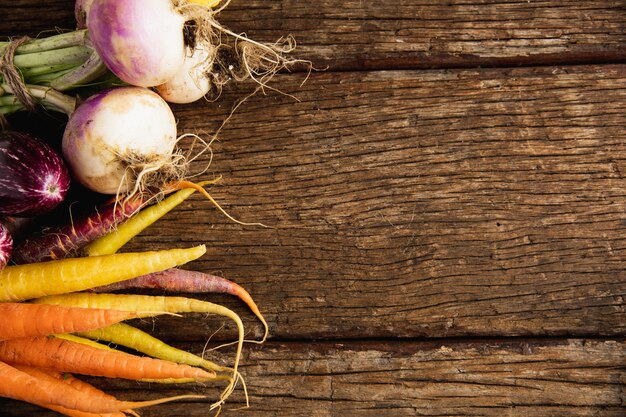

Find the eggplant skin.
xmin=0 ymin=222 xmax=12 ymax=268
xmin=0 ymin=131 xmax=71 ymax=217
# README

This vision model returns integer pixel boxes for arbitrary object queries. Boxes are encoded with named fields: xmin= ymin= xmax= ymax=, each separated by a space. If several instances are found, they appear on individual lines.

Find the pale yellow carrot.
xmin=78 ymin=322 xmax=230 ymax=373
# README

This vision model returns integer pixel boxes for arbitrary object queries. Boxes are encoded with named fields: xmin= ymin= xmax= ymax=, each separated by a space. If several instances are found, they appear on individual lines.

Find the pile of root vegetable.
xmin=0 ymin=0 xmax=294 ymax=415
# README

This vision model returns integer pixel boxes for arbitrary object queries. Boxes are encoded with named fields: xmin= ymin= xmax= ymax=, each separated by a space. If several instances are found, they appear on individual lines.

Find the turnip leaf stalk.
xmin=0 ymin=30 xmax=110 ymax=94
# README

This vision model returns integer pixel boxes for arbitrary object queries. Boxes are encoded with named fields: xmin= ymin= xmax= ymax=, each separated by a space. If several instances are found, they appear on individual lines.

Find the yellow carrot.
xmin=84 ymin=180 xmax=217 ymax=257
xmin=78 ymin=322 xmax=230 ymax=373
xmin=55 ymin=334 xmax=116 ymax=351
xmin=0 ymin=245 xmax=206 ymax=302
xmin=188 ymin=0 xmax=222 ymax=8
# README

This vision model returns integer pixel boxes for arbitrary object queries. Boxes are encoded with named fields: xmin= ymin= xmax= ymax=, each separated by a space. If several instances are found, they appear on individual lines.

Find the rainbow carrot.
xmin=0 ymin=245 xmax=206 ymax=301
xmin=92 ymin=268 xmax=269 ymax=341
xmin=13 ymin=366 xmax=129 ymax=417
xmin=13 ymin=196 xmax=143 ymax=264
xmin=0 ymin=360 xmax=203 ymax=413
xmin=0 ymin=336 xmax=216 ymax=382
xmin=85 ymin=179 xmax=265 ymax=258
xmin=54 ymin=334 xmax=214 ymax=385
xmin=36 ymin=293 xmax=245 ymax=407
xmin=77 ymin=322 xmax=231 ymax=373
xmin=0 ymin=303 xmax=165 ymax=340
xmin=83 ymin=181 xmax=215 ymax=257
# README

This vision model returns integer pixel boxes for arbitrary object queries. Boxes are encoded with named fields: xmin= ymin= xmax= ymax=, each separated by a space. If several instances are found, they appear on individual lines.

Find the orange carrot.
xmin=0 ymin=245 xmax=206 ymax=301
xmin=44 ymin=405 xmax=126 ymax=417
xmin=44 ymin=406 xmax=125 ymax=417
xmin=0 ymin=303 xmax=163 ymax=340
xmin=0 ymin=360 xmax=202 ymax=413
xmin=13 ymin=366 xmax=128 ymax=417
xmin=0 ymin=336 xmax=216 ymax=382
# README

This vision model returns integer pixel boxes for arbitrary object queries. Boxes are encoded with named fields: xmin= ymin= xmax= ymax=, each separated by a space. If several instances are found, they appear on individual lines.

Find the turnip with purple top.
xmin=61 ymin=86 xmax=181 ymax=195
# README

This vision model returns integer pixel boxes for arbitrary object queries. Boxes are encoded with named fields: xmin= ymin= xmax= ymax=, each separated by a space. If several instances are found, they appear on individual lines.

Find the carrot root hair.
xmin=173 ymin=180 xmax=271 ymax=228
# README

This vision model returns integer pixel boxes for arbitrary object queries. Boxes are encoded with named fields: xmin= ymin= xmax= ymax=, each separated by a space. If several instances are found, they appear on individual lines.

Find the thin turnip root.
xmin=62 ymin=86 xmax=182 ymax=195
xmin=86 ymin=0 xmax=301 ymax=99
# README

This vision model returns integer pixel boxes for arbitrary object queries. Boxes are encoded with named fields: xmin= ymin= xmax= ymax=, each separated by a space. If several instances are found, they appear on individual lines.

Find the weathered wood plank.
xmin=1 ymin=0 xmax=625 ymax=69
xmin=107 ymin=64 xmax=626 ymax=341
xmin=220 ymin=0 xmax=626 ymax=69
xmin=3 ymin=339 xmax=625 ymax=416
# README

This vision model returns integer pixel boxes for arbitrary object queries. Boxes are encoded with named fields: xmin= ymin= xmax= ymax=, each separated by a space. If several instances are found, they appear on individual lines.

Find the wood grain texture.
xmin=1 ymin=2 xmax=625 ymax=416
xmin=2 ymin=339 xmax=625 ymax=416
xmin=1 ymin=0 xmax=625 ymax=69
xmin=104 ymin=64 xmax=626 ymax=341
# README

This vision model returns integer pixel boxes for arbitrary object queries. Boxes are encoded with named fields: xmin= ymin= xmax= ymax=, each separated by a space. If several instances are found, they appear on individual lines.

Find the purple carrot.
xmin=0 ymin=222 xmax=13 ymax=269
xmin=93 ymin=268 xmax=269 ymax=340
xmin=12 ymin=196 xmax=143 ymax=264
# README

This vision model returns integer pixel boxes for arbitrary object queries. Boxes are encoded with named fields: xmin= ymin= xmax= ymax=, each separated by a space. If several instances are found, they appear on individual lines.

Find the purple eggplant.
xmin=0 ymin=131 xmax=70 ymax=217
xmin=0 ymin=222 xmax=12 ymax=268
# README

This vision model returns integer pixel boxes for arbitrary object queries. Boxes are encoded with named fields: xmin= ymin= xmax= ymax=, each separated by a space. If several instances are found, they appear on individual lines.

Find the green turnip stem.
xmin=13 ymin=46 xmax=92 ymax=69
xmin=0 ymin=96 xmax=19 ymax=106
xmin=0 ymin=84 xmax=76 ymax=115
xmin=50 ymin=50 xmax=109 ymax=91
xmin=29 ymin=69 xmax=74 ymax=84
xmin=0 ymin=104 xmax=22 ymax=115
xmin=0 ymin=30 xmax=88 ymax=54
xmin=20 ymin=63 xmax=78 ymax=78
xmin=1 ymin=30 xmax=109 ymax=92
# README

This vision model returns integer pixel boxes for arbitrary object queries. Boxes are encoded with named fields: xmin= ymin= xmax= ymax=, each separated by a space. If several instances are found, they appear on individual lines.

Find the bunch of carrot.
xmin=0 ymin=185 xmax=269 ymax=416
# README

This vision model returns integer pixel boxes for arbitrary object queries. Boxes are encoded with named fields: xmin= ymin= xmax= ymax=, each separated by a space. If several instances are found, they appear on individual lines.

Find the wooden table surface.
xmin=2 ymin=1 xmax=625 ymax=416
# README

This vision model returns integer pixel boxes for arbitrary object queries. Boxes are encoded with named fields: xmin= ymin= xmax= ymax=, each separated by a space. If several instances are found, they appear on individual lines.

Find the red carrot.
xmin=92 ymin=268 xmax=269 ymax=341
xmin=13 ymin=196 xmax=143 ymax=264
